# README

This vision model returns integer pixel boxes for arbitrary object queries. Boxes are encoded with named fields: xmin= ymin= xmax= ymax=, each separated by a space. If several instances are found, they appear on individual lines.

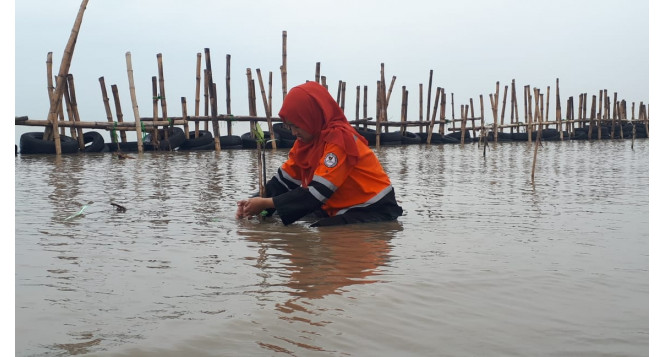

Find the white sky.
xmin=4 ymin=0 xmax=662 ymax=355
xmin=11 ymin=0 xmax=651 ymax=144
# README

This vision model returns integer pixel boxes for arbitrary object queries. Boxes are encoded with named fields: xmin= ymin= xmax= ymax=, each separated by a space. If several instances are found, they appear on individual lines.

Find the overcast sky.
xmin=11 ymin=0 xmax=652 ymax=144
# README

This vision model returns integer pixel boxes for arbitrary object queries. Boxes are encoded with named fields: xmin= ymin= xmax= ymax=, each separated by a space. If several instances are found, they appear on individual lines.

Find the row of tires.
xmin=17 ymin=122 xmax=649 ymax=154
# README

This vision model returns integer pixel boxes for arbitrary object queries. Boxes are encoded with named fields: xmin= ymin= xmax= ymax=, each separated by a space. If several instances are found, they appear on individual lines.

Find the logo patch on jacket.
xmin=324 ymin=153 xmax=338 ymax=168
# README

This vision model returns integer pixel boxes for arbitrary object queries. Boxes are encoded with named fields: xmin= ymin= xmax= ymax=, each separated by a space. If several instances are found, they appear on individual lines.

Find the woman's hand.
xmin=236 ymin=197 xmax=274 ymax=219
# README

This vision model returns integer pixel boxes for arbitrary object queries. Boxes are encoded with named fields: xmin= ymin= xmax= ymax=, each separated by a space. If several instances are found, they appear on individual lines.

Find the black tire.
xmin=179 ymin=130 xmax=214 ymax=150
xmin=380 ymin=131 xmax=403 ymax=145
xmin=401 ymin=131 xmax=422 ymax=145
xmin=487 ymin=132 xmax=513 ymax=141
xmin=241 ymin=131 xmax=279 ymax=149
xmin=220 ymin=135 xmax=243 ymax=149
xmin=511 ymin=132 xmax=534 ymax=141
xmin=105 ymin=141 xmax=139 ymax=152
xmin=144 ymin=127 xmax=186 ymax=151
xmin=440 ymin=134 xmax=461 ymax=144
xmin=19 ymin=132 xmax=79 ymax=154
xmin=446 ymin=130 xmax=472 ymax=142
xmin=416 ymin=132 xmax=444 ymax=143
xmin=83 ymin=131 xmax=106 ymax=152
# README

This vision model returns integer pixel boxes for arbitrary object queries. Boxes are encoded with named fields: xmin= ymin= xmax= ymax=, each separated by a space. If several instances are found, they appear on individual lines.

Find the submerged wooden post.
xmin=125 ymin=51 xmax=144 ymax=153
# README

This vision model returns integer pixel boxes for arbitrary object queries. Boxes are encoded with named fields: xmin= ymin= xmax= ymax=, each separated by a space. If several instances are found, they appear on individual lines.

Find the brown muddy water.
xmin=15 ymin=139 xmax=649 ymax=356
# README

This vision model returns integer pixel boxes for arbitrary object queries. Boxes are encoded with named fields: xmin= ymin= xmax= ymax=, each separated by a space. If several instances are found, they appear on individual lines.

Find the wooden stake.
xmin=125 ymin=51 xmax=144 ymax=153
xmin=426 ymin=87 xmax=440 ymax=144
xmin=65 ymin=74 xmax=84 ymax=149
xmin=426 ymin=70 xmax=433 ymax=126
xmin=226 ymin=54 xmax=232 ymax=135
xmin=110 ymin=84 xmax=127 ymax=143
xmin=282 ymin=31 xmax=288 ymax=100
xmin=43 ymin=0 xmax=90 ymax=154
xmin=204 ymin=48 xmax=221 ymax=151
xmin=194 ymin=52 xmax=202 ymax=137
xmin=256 ymin=68 xmax=277 ymax=149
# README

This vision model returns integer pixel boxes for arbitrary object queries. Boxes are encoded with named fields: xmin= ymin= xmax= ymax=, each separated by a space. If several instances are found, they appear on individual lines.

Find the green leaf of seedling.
xmin=260 ymin=210 xmax=268 ymax=217
xmin=253 ymin=123 xmax=265 ymax=144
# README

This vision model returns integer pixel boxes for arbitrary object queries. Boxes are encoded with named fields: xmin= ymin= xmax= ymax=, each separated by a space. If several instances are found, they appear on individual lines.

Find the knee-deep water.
xmin=15 ymin=139 xmax=649 ymax=356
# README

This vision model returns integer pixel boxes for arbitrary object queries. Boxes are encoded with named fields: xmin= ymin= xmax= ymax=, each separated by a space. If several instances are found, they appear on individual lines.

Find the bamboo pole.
xmin=489 ymin=93 xmax=497 ymax=142
xmin=451 ymin=93 xmax=455 ymax=131
xmin=157 ymin=53 xmax=169 ymax=133
xmin=110 ymin=84 xmax=127 ymax=143
xmin=98 ymin=77 xmax=120 ymax=150
xmin=315 ymin=62 xmax=321 ymax=83
xmin=511 ymin=79 xmax=518 ymax=135
xmin=194 ymin=52 xmax=202 ymax=137
xmin=61 ymin=77 xmax=76 ymax=140
xmin=341 ymin=81 xmax=347 ymax=112
xmin=282 ymin=30 xmax=288 ymax=100
xmin=426 ymin=70 xmax=433 ymax=128
xmin=256 ymin=68 xmax=276 ymax=149
xmin=426 ymin=87 xmax=440 ymax=144
xmin=363 ymin=85 xmax=368 ymax=125
xmin=66 ymin=74 xmax=85 ymax=150
xmin=181 ymin=97 xmax=189 ymax=140
xmin=125 ymin=51 xmax=144 ymax=153
xmin=460 ymin=104 xmax=468 ymax=146
xmin=355 ymin=85 xmax=360 ymax=122
xmin=204 ymin=48 xmax=221 ymax=151
xmin=500 ymin=85 xmax=508 ymax=133
xmin=611 ymin=92 xmax=618 ymax=139
xmin=439 ymin=88 xmax=446 ymax=135
xmin=226 ymin=54 xmax=232 ymax=135
xmin=419 ymin=83 xmax=424 ymax=133
xmin=526 ymin=85 xmax=532 ymax=142
xmin=480 ymin=94 xmax=487 ymax=154
xmin=203 ymin=69 xmax=209 ymax=131
xmin=151 ymin=77 xmax=161 ymax=147
xmin=400 ymin=86 xmax=407 ymax=134
xmin=98 ymin=77 xmax=114 ymax=125
xmin=46 ymin=52 xmax=54 ymax=104
xmin=43 ymin=0 xmax=89 ymax=154
xmin=469 ymin=98 xmax=476 ymax=140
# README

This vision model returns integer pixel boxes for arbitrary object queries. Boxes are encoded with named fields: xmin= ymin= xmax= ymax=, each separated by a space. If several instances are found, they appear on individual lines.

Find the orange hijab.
xmin=278 ymin=82 xmax=367 ymax=187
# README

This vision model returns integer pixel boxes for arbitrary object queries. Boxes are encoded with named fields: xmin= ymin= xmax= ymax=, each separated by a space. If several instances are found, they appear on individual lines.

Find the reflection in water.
xmin=238 ymin=221 xmax=402 ymax=354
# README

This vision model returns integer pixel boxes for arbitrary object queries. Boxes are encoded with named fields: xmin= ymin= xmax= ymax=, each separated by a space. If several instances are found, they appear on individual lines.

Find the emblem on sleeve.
xmin=324 ymin=153 xmax=338 ymax=168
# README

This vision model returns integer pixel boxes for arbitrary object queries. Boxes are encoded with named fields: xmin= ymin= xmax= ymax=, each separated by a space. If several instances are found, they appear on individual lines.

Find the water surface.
xmin=15 ymin=139 xmax=649 ymax=356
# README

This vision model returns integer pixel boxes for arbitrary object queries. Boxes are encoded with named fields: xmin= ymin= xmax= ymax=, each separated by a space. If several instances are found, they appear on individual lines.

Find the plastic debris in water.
xmin=64 ymin=205 xmax=88 ymax=221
